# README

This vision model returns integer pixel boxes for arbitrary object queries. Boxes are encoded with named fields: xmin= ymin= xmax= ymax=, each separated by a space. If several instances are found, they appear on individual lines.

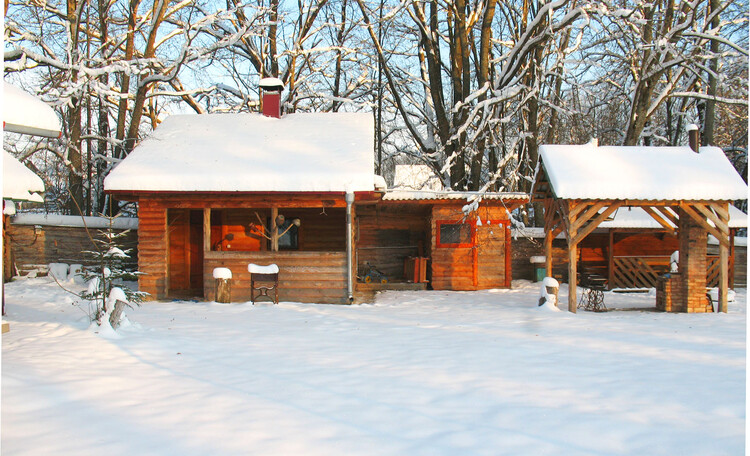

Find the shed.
xmin=532 ymin=136 xmax=747 ymax=313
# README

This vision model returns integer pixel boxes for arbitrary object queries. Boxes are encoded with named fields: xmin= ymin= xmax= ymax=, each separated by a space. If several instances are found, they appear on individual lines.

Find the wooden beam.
xmin=679 ymin=203 xmax=729 ymax=247
xmin=692 ymin=203 xmax=729 ymax=237
xmin=570 ymin=201 xmax=607 ymax=233
xmin=655 ymin=206 xmax=679 ymax=226
xmin=572 ymin=203 xmax=623 ymax=246
xmin=569 ymin=200 xmax=594 ymax=221
xmin=642 ymin=206 xmax=676 ymax=232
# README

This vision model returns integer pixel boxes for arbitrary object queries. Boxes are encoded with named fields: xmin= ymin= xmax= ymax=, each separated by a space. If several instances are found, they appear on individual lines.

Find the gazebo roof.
xmin=536 ymin=143 xmax=747 ymax=201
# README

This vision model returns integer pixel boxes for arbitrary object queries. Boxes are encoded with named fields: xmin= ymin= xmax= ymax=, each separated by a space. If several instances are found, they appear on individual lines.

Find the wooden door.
xmin=476 ymin=220 xmax=511 ymax=288
xmin=168 ymin=209 xmax=204 ymax=295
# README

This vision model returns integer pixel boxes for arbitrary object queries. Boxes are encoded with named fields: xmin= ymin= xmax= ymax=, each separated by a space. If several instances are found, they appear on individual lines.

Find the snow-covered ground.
xmin=2 ymin=278 xmax=746 ymax=455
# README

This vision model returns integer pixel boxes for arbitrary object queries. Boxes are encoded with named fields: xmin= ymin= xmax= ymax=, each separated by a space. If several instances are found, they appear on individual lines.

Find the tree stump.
xmin=109 ymin=299 xmax=127 ymax=329
xmin=216 ymin=278 xmax=231 ymax=303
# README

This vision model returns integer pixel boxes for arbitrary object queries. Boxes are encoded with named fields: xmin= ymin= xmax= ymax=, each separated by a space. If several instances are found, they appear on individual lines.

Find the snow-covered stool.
xmin=248 ymin=263 xmax=279 ymax=304
xmin=213 ymin=267 xmax=233 ymax=303
xmin=539 ymin=277 xmax=559 ymax=307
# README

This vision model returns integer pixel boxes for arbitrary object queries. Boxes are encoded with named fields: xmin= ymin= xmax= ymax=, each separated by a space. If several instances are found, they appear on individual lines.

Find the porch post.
xmin=271 ymin=207 xmax=279 ymax=251
xmin=544 ymin=231 xmax=553 ymax=279
xmin=718 ymin=202 xmax=729 ymax=313
xmin=568 ymin=240 xmax=578 ymax=313
xmin=203 ymin=208 xmax=211 ymax=252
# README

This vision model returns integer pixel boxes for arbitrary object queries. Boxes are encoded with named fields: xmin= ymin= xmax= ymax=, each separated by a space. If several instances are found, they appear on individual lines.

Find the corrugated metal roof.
xmin=383 ymin=190 xmax=529 ymax=202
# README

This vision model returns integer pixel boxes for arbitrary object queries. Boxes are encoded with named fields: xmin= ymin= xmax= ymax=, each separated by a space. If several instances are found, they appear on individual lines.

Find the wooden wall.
xmin=355 ymin=204 xmax=430 ymax=282
xmin=138 ymin=199 xmax=168 ymax=300
xmin=6 ymin=220 xmax=138 ymax=276
xmin=430 ymin=203 xmax=511 ymax=290
xmin=204 ymin=251 xmax=348 ymax=303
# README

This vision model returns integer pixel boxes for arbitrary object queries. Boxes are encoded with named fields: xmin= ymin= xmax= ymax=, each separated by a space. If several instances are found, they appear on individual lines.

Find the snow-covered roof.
xmin=537 ymin=143 xmax=747 ymax=201
xmin=3 ymin=151 xmax=45 ymax=202
xmin=392 ymin=165 xmax=443 ymax=191
xmin=104 ymin=112 xmax=379 ymax=193
xmin=597 ymin=205 xmax=747 ymax=229
xmin=383 ymin=190 xmax=528 ymax=202
xmin=3 ymin=82 xmax=62 ymax=138
xmin=11 ymin=213 xmax=138 ymax=230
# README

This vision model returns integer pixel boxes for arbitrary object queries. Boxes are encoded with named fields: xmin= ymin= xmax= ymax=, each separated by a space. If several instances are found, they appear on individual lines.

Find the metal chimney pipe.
xmin=687 ymin=124 xmax=700 ymax=153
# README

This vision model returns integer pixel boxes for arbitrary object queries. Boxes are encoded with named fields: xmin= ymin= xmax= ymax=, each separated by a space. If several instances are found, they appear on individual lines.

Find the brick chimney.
xmin=686 ymin=124 xmax=700 ymax=153
xmin=259 ymin=77 xmax=284 ymax=118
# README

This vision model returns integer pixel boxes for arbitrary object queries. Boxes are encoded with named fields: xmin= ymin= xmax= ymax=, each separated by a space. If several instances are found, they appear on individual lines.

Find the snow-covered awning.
xmin=536 ymin=143 xmax=747 ymax=201
xmin=104 ymin=112 xmax=379 ymax=194
xmin=3 ymin=82 xmax=61 ymax=138
xmin=3 ymin=151 xmax=44 ymax=203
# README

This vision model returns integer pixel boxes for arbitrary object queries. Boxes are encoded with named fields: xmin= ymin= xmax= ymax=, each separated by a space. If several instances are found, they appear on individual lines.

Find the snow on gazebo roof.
xmin=537 ymin=143 xmax=747 ymax=201
xmin=3 ymin=82 xmax=61 ymax=138
xmin=3 ymin=151 xmax=45 ymax=203
xmin=104 ymin=112 xmax=380 ymax=193
xmin=597 ymin=205 xmax=748 ymax=230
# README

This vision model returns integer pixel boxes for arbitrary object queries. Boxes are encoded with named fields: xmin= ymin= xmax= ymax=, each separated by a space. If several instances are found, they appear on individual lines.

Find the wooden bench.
xmin=248 ymin=263 xmax=279 ymax=304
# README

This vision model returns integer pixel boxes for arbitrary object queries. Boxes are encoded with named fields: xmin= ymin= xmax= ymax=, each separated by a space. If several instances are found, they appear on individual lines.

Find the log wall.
xmin=355 ymin=204 xmax=430 ymax=282
xmin=138 ymin=199 xmax=168 ymax=300
xmin=6 ymin=219 xmax=138 ymax=275
xmin=204 ymin=251 xmax=348 ymax=303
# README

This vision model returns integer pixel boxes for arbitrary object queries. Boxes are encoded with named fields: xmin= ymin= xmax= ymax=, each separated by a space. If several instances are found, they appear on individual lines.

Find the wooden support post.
xmin=719 ymin=240 xmax=728 ymax=313
xmin=544 ymin=230 xmax=553 ymax=278
xmin=271 ymin=207 xmax=279 ymax=251
xmin=203 ymin=208 xmax=211 ymax=252
xmin=608 ymin=230 xmax=615 ymax=288
xmin=718 ymin=202 xmax=729 ymax=313
xmin=568 ymin=241 xmax=578 ymax=313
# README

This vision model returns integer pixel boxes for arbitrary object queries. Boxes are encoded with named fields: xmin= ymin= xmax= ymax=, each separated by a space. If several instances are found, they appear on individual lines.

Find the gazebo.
xmin=532 ymin=133 xmax=747 ymax=313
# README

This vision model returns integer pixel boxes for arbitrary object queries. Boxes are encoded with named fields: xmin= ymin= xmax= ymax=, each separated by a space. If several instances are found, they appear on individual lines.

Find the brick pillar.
xmin=678 ymin=210 xmax=710 ymax=312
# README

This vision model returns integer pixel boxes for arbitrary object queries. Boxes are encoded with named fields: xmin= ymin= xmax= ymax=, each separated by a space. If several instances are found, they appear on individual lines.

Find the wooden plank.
xmin=655 ymin=206 xmax=680 ymax=226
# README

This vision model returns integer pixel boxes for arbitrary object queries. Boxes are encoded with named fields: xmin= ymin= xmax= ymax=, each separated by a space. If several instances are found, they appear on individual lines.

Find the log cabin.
xmin=104 ymin=80 xmax=528 ymax=304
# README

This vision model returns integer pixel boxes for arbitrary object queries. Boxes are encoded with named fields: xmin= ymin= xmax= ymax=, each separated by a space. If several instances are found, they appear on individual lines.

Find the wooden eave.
xmin=106 ymin=190 xmax=384 ymax=208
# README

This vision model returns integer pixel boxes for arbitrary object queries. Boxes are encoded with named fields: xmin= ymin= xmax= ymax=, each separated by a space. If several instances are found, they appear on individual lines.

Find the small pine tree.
xmin=78 ymin=215 xmax=148 ymax=326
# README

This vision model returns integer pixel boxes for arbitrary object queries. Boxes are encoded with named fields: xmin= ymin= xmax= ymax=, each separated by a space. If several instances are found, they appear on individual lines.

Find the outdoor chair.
xmin=248 ymin=263 xmax=279 ymax=304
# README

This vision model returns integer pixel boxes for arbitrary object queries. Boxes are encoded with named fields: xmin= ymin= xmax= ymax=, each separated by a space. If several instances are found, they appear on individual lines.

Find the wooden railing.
xmin=611 ymin=255 xmax=722 ymax=289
